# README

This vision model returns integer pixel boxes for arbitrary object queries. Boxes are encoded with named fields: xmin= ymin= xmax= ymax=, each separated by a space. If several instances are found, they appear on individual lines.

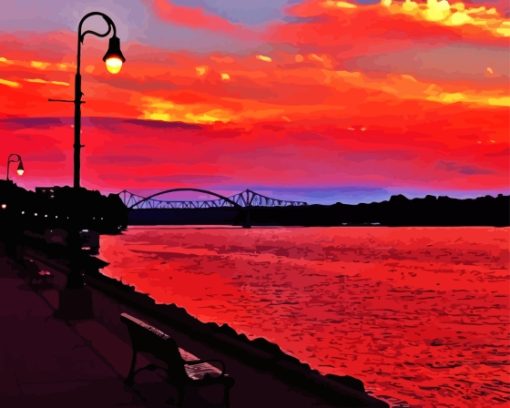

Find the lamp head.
xmin=103 ymin=36 xmax=125 ymax=74
xmin=16 ymin=159 xmax=24 ymax=176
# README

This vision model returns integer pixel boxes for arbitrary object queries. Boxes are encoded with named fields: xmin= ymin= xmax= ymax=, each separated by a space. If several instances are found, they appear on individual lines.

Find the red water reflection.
xmin=100 ymin=226 xmax=510 ymax=407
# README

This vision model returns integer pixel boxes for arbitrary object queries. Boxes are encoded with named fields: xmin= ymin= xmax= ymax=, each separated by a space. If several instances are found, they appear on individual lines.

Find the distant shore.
xmin=129 ymin=193 xmax=510 ymax=227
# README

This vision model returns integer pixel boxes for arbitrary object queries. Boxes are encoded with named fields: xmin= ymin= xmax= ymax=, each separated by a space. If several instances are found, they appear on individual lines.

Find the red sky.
xmin=0 ymin=0 xmax=508 ymax=203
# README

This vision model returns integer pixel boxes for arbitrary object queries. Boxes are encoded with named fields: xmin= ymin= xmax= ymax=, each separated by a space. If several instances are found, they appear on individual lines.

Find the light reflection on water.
xmin=100 ymin=226 xmax=510 ymax=408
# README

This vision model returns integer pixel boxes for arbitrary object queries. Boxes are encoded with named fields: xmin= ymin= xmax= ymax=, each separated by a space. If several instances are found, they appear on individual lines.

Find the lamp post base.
xmin=55 ymin=287 xmax=93 ymax=320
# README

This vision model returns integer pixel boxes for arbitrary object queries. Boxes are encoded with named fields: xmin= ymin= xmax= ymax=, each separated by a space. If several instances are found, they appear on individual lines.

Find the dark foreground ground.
xmin=0 ymin=244 xmax=389 ymax=408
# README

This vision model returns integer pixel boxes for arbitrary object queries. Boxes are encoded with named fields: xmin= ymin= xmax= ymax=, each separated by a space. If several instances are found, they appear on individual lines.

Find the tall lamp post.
xmin=6 ymin=153 xmax=24 ymax=181
xmin=56 ymin=12 xmax=125 ymax=320
xmin=73 ymin=11 xmax=125 ymax=189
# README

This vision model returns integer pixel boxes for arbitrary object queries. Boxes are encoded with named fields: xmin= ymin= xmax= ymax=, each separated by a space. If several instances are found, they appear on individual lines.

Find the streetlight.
xmin=55 ymin=12 xmax=125 ymax=320
xmin=6 ymin=153 xmax=24 ymax=181
xmin=73 ymin=11 xmax=125 ymax=189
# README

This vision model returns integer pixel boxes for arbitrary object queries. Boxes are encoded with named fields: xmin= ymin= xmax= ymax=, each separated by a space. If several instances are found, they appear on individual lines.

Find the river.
xmin=99 ymin=226 xmax=510 ymax=407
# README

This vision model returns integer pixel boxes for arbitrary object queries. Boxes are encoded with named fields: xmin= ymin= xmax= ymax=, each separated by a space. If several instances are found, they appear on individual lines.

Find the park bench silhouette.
xmin=120 ymin=312 xmax=234 ymax=407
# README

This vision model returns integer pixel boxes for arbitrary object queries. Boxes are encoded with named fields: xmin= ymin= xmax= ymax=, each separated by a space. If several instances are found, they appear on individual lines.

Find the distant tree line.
xmin=129 ymin=194 xmax=510 ymax=227
xmin=0 ymin=181 xmax=128 ymax=235
xmin=247 ymin=194 xmax=510 ymax=226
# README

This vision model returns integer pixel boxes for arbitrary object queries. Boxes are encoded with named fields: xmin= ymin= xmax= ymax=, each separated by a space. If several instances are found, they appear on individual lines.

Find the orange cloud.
xmin=2 ymin=32 xmax=506 ymax=129
xmin=256 ymin=54 xmax=273 ymax=63
xmin=277 ymin=0 xmax=509 ymax=53
xmin=140 ymin=96 xmax=233 ymax=124
xmin=381 ymin=0 xmax=510 ymax=37
xmin=24 ymin=78 xmax=70 ymax=86
xmin=30 ymin=60 xmax=51 ymax=70
xmin=0 ymin=3 xmax=506 ymax=140
xmin=0 ymin=78 xmax=20 ymax=88
xmin=0 ymin=56 xmax=15 ymax=65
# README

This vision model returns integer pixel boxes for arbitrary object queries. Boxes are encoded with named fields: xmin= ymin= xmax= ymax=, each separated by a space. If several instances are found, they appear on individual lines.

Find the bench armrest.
xmin=185 ymin=359 xmax=226 ymax=375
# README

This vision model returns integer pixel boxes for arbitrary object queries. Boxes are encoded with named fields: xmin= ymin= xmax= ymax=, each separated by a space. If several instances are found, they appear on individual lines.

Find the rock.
xmin=326 ymin=374 xmax=365 ymax=392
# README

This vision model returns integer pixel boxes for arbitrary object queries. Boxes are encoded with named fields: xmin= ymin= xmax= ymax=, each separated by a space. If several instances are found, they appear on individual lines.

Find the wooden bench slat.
xmin=178 ymin=348 xmax=198 ymax=361
xmin=178 ymin=347 xmax=224 ymax=377
xmin=185 ymin=364 xmax=221 ymax=380
xmin=121 ymin=312 xmax=170 ymax=341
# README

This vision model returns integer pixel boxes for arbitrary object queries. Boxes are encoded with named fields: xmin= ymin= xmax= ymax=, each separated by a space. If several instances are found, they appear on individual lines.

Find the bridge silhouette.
xmin=119 ymin=189 xmax=308 ymax=210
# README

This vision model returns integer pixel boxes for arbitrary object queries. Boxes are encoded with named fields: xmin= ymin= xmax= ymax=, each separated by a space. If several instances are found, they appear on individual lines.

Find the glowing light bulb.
xmin=105 ymin=57 xmax=123 ymax=74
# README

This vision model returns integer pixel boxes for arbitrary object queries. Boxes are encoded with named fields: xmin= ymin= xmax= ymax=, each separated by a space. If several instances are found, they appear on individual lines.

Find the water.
xmin=99 ymin=226 xmax=510 ymax=407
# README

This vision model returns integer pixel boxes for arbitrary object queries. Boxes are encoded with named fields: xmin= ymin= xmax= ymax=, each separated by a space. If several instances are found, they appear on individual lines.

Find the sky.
xmin=0 ymin=0 xmax=508 ymax=204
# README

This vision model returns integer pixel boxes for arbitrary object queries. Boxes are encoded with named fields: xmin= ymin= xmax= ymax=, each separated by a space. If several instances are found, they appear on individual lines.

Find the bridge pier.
xmin=242 ymin=208 xmax=251 ymax=229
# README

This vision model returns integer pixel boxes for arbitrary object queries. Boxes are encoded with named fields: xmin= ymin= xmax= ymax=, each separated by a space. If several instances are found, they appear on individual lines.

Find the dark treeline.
xmin=0 ymin=181 xmax=128 ymax=235
xmin=129 ymin=194 xmax=510 ymax=227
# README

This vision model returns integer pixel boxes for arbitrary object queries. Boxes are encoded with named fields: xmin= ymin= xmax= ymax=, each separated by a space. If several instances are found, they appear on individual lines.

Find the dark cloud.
xmin=26 ymin=150 xmax=66 ymax=162
xmin=120 ymin=118 xmax=202 ymax=130
xmin=0 ymin=117 xmax=70 ymax=129
xmin=99 ymin=173 xmax=231 ymax=185
xmin=437 ymin=160 xmax=494 ymax=175
xmin=88 ymin=154 xmax=158 ymax=165
xmin=0 ymin=116 xmax=205 ymax=131
xmin=221 ymin=185 xmax=391 ymax=204
xmin=143 ymin=174 xmax=232 ymax=184
xmin=344 ymin=150 xmax=417 ymax=161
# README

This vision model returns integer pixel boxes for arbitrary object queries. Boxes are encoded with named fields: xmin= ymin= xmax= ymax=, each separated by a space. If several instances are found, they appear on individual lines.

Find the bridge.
xmin=119 ymin=189 xmax=308 ymax=210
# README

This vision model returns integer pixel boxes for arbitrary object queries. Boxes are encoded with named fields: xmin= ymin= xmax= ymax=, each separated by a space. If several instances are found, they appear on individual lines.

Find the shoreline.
xmin=89 ymin=271 xmax=380 ymax=405
xmin=24 ymin=238 xmax=390 ymax=408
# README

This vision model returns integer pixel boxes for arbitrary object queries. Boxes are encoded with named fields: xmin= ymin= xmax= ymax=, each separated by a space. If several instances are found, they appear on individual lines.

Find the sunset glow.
xmin=0 ymin=0 xmax=508 ymax=203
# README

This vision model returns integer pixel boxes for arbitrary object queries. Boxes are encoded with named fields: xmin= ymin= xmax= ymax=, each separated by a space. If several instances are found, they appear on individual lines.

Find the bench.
xmin=120 ymin=312 xmax=234 ymax=407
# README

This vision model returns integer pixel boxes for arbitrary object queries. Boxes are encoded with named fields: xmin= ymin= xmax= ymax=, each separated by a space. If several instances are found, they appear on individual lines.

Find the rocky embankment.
xmin=88 ymin=271 xmax=387 ymax=406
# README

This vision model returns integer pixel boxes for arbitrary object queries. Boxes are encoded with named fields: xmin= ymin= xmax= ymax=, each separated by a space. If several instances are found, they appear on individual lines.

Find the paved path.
xmin=0 ymin=250 xmax=146 ymax=408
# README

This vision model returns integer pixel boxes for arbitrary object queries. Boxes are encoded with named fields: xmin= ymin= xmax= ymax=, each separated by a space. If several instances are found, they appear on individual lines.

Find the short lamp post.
xmin=6 ymin=154 xmax=24 ymax=181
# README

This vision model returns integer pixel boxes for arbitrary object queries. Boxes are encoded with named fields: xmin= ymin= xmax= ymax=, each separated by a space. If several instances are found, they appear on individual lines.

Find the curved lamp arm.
xmin=76 ymin=12 xmax=117 ymax=72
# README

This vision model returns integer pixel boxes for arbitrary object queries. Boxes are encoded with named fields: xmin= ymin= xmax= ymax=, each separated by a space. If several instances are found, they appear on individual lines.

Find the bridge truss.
xmin=119 ymin=189 xmax=308 ymax=209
